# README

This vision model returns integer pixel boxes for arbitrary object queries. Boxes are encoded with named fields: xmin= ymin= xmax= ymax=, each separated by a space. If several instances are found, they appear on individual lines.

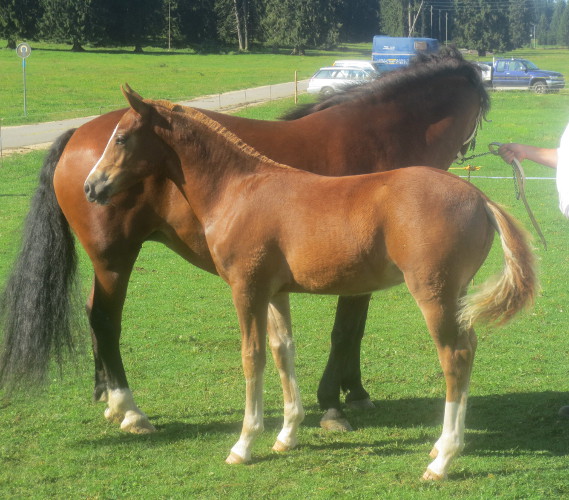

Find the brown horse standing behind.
xmin=83 ymin=88 xmax=536 ymax=480
xmin=0 ymin=48 xmax=489 ymax=434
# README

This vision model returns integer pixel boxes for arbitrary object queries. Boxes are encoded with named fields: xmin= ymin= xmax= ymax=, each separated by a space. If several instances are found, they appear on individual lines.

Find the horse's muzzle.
xmin=84 ymin=174 xmax=112 ymax=205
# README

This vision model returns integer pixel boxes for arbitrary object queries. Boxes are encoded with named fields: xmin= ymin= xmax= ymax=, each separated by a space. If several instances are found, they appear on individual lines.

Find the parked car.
xmin=333 ymin=59 xmax=382 ymax=75
xmin=475 ymin=58 xmax=565 ymax=93
xmin=307 ymin=66 xmax=377 ymax=95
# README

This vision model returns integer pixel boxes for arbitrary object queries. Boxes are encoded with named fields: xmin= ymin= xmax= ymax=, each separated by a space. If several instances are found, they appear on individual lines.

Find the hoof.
xmin=558 ymin=406 xmax=569 ymax=418
xmin=422 ymin=468 xmax=446 ymax=481
xmin=226 ymin=452 xmax=249 ymax=465
xmin=104 ymin=407 xmax=124 ymax=424
xmin=272 ymin=440 xmax=295 ymax=453
xmin=320 ymin=409 xmax=353 ymax=432
xmin=429 ymin=447 xmax=439 ymax=459
xmin=120 ymin=414 xmax=156 ymax=434
xmin=346 ymin=398 xmax=375 ymax=411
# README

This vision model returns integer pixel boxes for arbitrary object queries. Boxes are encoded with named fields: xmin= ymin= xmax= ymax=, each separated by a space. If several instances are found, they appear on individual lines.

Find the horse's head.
xmin=84 ymin=84 xmax=174 ymax=205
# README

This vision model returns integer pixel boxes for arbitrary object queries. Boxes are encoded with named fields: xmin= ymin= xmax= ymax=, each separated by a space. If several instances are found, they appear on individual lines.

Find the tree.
xmin=215 ymin=0 xmax=260 ymax=50
xmin=559 ymin=1 xmax=569 ymax=46
xmin=175 ymin=0 xmax=217 ymax=45
xmin=261 ymin=0 xmax=341 ymax=54
xmin=96 ymin=0 xmax=163 ymax=52
xmin=453 ymin=0 xmax=510 ymax=55
xmin=549 ymin=0 xmax=565 ymax=46
xmin=379 ymin=0 xmax=406 ymax=36
xmin=0 ymin=0 xmax=42 ymax=48
xmin=537 ymin=12 xmax=550 ymax=46
xmin=233 ymin=0 xmax=248 ymax=50
xmin=508 ymin=0 xmax=531 ymax=49
xmin=39 ymin=0 xmax=92 ymax=51
xmin=339 ymin=0 xmax=379 ymax=42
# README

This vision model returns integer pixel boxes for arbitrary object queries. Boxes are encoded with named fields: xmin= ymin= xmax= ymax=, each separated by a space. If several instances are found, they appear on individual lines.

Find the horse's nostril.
xmin=84 ymin=182 xmax=90 ymax=195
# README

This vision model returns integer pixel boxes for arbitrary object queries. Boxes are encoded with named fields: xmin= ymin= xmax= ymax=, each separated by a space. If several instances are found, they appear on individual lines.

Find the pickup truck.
xmin=475 ymin=58 xmax=564 ymax=93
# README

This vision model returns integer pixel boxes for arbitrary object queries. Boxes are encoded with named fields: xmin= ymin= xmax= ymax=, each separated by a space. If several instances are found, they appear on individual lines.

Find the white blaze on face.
xmin=86 ymin=123 xmax=120 ymax=180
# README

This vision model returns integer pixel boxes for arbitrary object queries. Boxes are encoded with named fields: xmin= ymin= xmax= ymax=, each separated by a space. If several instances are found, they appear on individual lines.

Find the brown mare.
xmin=0 ymin=48 xmax=489 ymax=433
xmin=82 ymin=87 xmax=536 ymax=479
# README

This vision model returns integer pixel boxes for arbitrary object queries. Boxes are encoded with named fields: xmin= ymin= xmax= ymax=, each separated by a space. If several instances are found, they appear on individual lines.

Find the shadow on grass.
xmin=76 ymin=391 xmax=569 ymax=460
xmin=346 ymin=390 xmax=569 ymax=457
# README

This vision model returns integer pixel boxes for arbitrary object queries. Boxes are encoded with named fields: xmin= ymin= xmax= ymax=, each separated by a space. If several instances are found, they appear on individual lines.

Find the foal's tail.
xmin=458 ymin=200 xmax=538 ymax=328
xmin=0 ymin=129 xmax=80 ymax=391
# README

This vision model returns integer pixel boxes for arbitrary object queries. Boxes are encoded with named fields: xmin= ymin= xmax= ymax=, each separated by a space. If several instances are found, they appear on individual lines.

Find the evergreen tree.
xmin=176 ymin=0 xmax=217 ymax=45
xmin=453 ymin=0 xmax=510 ymax=55
xmin=39 ymin=0 xmax=92 ymax=51
xmin=261 ymin=0 xmax=341 ymax=54
xmin=508 ymin=0 xmax=531 ymax=49
xmin=215 ymin=0 xmax=260 ymax=50
xmin=339 ymin=0 xmax=379 ymax=42
xmin=379 ymin=0 xmax=405 ymax=36
xmin=550 ymin=0 xmax=565 ymax=45
xmin=0 ymin=0 xmax=42 ymax=48
xmin=536 ymin=13 xmax=550 ymax=46
xmin=559 ymin=1 xmax=569 ymax=46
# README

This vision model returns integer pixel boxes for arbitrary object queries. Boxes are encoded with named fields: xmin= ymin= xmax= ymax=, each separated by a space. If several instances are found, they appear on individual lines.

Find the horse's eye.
xmin=115 ymin=135 xmax=127 ymax=145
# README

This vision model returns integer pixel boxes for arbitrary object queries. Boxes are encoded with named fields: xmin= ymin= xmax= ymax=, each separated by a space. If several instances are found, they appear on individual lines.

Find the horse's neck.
xmin=164 ymin=113 xmax=280 ymax=217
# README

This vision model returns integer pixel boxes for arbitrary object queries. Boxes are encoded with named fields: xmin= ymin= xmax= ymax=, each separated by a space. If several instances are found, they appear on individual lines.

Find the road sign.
xmin=16 ymin=43 xmax=31 ymax=116
xmin=16 ymin=42 xmax=31 ymax=58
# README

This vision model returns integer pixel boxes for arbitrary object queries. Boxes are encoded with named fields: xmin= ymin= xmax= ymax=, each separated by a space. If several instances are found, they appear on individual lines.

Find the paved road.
xmin=1 ymin=80 xmax=309 ymax=151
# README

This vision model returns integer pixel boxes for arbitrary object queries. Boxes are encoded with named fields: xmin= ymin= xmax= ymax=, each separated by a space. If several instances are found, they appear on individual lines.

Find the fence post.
xmin=295 ymin=71 xmax=298 ymax=104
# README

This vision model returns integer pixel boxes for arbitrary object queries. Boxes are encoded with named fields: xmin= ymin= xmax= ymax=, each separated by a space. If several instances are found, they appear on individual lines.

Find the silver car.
xmin=307 ymin=66 xmax=376 ymax=95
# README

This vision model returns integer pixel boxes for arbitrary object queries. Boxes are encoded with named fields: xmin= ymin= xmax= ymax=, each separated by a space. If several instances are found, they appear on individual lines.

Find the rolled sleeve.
xmin=557 ymin=125 xmax=569 ymax=218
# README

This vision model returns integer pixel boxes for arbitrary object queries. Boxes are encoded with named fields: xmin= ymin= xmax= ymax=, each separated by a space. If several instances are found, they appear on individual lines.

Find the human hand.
xmin=498 ymin=143 xmax=526 ymax=163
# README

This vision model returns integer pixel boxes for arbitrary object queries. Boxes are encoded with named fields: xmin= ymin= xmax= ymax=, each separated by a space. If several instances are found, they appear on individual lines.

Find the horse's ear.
xmin=121 ymin=84 xmax=151 ymax=119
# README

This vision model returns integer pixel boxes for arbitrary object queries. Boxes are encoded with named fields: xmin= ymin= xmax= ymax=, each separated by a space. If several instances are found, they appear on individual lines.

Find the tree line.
xmin=1 ymin=0 xmax=569 ymax=55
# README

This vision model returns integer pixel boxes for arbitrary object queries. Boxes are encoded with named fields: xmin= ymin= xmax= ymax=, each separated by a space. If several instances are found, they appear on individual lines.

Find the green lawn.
xmin=1 ymin=63 xmax=569 ymax=498
xmin=0 ymin=41 xmax=371 ymax=126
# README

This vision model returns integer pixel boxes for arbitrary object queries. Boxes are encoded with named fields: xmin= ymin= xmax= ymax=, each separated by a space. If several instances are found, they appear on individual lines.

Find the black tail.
xmin=0 ymin=129 xmax=79 ymax=390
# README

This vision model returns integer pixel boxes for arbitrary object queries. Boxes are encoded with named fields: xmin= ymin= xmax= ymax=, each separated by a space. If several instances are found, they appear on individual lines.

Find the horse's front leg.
xmin=88 ymin=258 xmax=156 ymax=435
xmin=419 ymin=300 xmax=477 ymax=480
xmin=267 ymin=293 xmax=304 ymax=453
xmin=226 ymin=288 xmax=268 ymax=464
xmin=318 ymin=294 xmax=373 ymax=432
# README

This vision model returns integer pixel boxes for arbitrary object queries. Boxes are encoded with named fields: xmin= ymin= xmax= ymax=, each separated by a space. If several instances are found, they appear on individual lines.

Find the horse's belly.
xmin=282 ymin=257 xmax=404 ymax=295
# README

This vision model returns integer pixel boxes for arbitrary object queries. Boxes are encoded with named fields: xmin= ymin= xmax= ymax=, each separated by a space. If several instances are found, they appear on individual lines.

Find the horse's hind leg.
xmin=413 ymin=292 xmax=477 ymax=480
xmin=267 ymin=293 xmax=304 ymax=453
xmin=318 ymin=294 xmax=373 ymax=431
xmin=87 ymin=257 xmax=156 ymax=434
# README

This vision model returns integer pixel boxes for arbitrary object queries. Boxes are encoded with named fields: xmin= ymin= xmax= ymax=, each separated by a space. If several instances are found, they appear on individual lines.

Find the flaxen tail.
xmin=0 ymin=129 xmax=80 ymax=391
xmin=458 ymin=200 xmax=538 ymax=328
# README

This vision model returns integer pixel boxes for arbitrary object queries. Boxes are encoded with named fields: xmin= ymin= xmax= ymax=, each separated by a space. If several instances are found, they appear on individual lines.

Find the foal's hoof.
xmin=320 ymin=408 xmax=353 ymax=432
xmin=122 ymin=419 xmax=156 ymax=434
xmin=346 ymin=398 xmax=375 ymax=411
xmin=226 ymin=452 xmax=250 ymax=465
xmin=422 ymin=468 xmax=446 ymax=481
xmin=104 ymin=407 xmax=124 ymax=424
xmin=272 ymin=439 xmax=296 ymax=453
xmin=120 ymin=414 xmax=156 ymax=434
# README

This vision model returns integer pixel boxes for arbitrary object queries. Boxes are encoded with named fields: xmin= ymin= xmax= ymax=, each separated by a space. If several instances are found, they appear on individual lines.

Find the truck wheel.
xmin=532 ymin=81 xmax=547 ymax=94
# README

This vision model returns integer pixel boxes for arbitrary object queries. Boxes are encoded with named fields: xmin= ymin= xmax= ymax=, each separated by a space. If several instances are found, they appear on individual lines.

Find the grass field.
xmin=2 ymin=52 xmax=569 ymax=498
xmin=2 ymin=41 xmax=569 ymax=127
xmin=0 ymin=41 xmax=371 ymax=126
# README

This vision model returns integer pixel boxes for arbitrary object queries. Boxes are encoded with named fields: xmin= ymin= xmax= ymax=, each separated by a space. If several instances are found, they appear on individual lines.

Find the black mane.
xmin=281 ymin=46 xmax=490 ymax=121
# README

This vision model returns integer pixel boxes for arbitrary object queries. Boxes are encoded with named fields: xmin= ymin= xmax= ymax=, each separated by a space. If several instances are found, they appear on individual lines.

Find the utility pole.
xmin=168 ymin=0 xmax=171 ymax=50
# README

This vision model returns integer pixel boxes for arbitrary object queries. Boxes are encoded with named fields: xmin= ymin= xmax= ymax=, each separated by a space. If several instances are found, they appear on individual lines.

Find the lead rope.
xmin=488 ymin=142 xmax=547 ymax=250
